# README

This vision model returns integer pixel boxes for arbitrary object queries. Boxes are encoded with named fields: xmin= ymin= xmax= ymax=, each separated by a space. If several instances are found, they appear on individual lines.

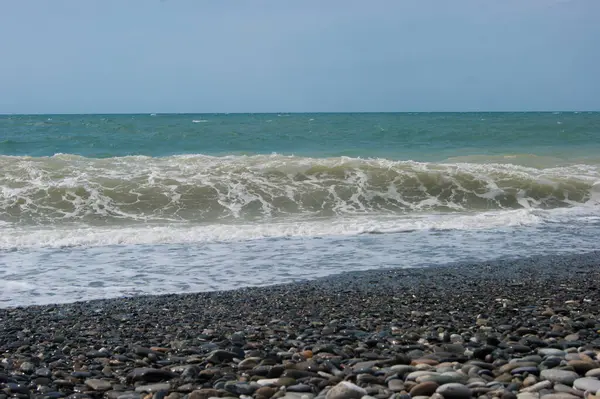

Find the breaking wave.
xmin=1 ymin=153 xmax=598 ymax=225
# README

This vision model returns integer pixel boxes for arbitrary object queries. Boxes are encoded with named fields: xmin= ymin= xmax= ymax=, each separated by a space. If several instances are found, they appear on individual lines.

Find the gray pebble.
xmin=573 ymin=378 xmax=600 ymax=393
xmin=540 ymin=370 xmax=580 ymax=385
xmin=436 ymin=383 xmax=472 ymax=399
xmin=325 ymin=381 xmax=366 ymax=399
xmin=85 ymin=379 xmax=113 ymax=392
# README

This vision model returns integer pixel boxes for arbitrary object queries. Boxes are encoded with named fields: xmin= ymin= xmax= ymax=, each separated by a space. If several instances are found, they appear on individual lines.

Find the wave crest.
xmin=1 ymin=154 xmax=598 ymax=225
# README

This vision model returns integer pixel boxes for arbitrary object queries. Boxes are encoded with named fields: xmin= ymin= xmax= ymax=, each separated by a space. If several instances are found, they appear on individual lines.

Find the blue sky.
xmin=1 ymin=0 xmax=599 ymax=113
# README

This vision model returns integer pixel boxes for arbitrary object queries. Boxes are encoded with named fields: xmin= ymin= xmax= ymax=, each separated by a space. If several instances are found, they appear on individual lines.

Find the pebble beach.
xmin=1 ymin=252 xmax=600 ymax=399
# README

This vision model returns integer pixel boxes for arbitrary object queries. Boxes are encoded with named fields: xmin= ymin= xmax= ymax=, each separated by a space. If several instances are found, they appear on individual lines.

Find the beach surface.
xmin=1 ymin=252 xmax=599 ymax=399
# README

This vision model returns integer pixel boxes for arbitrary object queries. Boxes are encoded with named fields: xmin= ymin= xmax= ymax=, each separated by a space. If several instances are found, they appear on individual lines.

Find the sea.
xmin=1 ymin=112 xmax=599 ymax=308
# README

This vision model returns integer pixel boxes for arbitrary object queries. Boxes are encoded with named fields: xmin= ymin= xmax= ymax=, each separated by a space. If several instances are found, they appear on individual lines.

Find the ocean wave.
xmin=0 ymin=153 xmax=598 ymax=225
xmin=0 ymin=210 xmax=551 ymax=249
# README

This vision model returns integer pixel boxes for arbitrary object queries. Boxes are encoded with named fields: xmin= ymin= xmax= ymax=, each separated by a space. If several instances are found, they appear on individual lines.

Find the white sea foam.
xmin=1 ymin=204 xmax=598 ymax=251
xmin=2 ymin=210 xmax=599 ymax=308
xmin=1 ymin=154 xmax=598 ymax=226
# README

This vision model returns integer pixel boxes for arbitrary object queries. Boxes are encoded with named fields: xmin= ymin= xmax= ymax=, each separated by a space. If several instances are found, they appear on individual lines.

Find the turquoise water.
xmin=1 ymin=112 xmax=599 ymax=307
xmin=2 ymin=112 xmax=599 ymax=161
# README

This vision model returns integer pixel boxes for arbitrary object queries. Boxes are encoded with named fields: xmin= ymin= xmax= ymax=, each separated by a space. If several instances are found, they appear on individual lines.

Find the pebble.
xmin=127 ymin=368 xmax=177 ymax=383
xmin=436 ymin=383 xmax=472 ymax=399
xmin=554 ymin=384 xmax=584 ymax=398
xmin=586 ymin=369 xmax=600 ymax=378
xmin=540 ymin=395 xmax=580 ymax=399
xmin=388 ymin=379 xmax=405 ymax=392
xmin=573 ymin=378 xmax=600 ymax=393
xmin=523 ymin=381 xmax=554 ymax=392
xmin=540 ymin=370 xmax=580 ymax=385
xmin=1 ymin=253 xmax=600 ymax=399
xmin=407 ymin=371 xmax=438 ymax=381
xmin=410 ymin=381 xmax=440 ymax=396
xmin=255 ymin=386 xmax=277 ymax=399
xmin=539 ymin=350 xmax=567 ymax=358
xmin=325 ymin=381 xmax=366 ymax=399
xmin=85 ymin=379 xmax=113 ymax=391
xmin=134 ymin=383 xmax=171 ymax=393
xmin=518 ymin=393 xmax=541 ymax=399
xmin=513 ymin=367 xmax=541 ymax=376
xmin=282 ymin=394 xmax=315 ymax=399
xmin=569 ymin=361 xmax=598 ymax=374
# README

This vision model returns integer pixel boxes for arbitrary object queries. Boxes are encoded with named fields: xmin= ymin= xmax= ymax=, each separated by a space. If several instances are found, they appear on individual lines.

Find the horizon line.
xmin=1 ymin=110 xmax=599 ymax=116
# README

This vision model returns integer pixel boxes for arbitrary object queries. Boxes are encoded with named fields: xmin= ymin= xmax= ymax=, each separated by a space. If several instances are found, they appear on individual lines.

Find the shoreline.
xmin=3 ymin=250 xmax=600 ymax=311
xmin=1 ymin=252 xmax=599 ymax=399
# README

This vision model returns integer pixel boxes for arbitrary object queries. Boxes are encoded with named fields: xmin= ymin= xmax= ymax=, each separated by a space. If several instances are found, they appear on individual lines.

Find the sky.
xmin=0 ymin=0 xmax=599 ymax=114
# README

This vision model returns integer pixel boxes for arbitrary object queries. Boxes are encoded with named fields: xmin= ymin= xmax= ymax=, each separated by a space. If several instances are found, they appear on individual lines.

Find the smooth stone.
xmin=35 ymin=368 xmax=53 ymax=378
xmin=352 ymin=361 xmax=378 ymax=371
xmin=419 ymin=374 xmax=469 ymax=385
xmin=569 ymin=361 xmax=599 ymax=374
xmin=390 ymin=365 xmax=417 ymax=375
xmin=388 ymin=379 xmax=405 ymax=392
xmin=541 ymin=358 xmax=564 ymax=369
xmin=134 ymin=384 xmax=171 ymax=393
xmin=257 ymin=379 xmax=280 ymax=387
xmin=524 ymin=375 xmax=539 ymax=387
xmin=467 ymin=361 xmax=495 ymax=371
xmin=518 ymin=394 xmax=540 ymax=399
xmin=325 ymin=381 xmax=366 ymax=399
xmin=85 ymin=379 xmax=113 ymax=392
xmin=287 ymin=384 xmax=313 ymax=393
xmin=512 ymin=357 xmax=544 ymax=364
xmin=437 ymin=366 xmax=457 ymax=374
xmin=522 ymin=381 xmax=553 ymax=392
xmin=411 ymin=381 xmax=440 ymax=396
xmin=467 ymin=382 xmax=487 ymax=388
xmin=283 ymin=370 xmax=320 ymax=379
xmin=539 ymin=349 xmax=567 ymax=358
xmin=554 ymin=384 xmax=584 ymax=398
xmin=19 ymin=362 xmax=35 ymax=373
xmin=6 ymin=383 xmax=29 ymax=394
xmin=413 ymin=358 xmax=441 ymax=366
xmin=282 ymin=394 xmax=315 ymax=399
xmin=566 ymin=354 xmax=584 ymax=361
xmin=224 ymin=381 xmax=256 ymax=395
xmin=188 ymin=390 xmax=220 ymax=399
xmin=501 ymin=363 xmax=540 ymax=374
xmin=277 ymin=377 xmax=297 ymax=387
xmin=540 ymin=370 xmax=580 ymax=385
xmin=573 ymin=378 xmax=600 ymax=393
xmin=436 ymin=383 xmax=472 ymax=399
xmin=206 ymin=350 xmax=239 ymax=363
xmin=407 ymin=371 xmax=438 ymax=381
xmin=255 ymin=386 xmax=277 ymax=399
xmin=127 ymin=368 xmax=177 ymax=383
xmin=539 ymin=395 xmax=580 ymax=399
xmin=586 ymin=369 xmax=600 ymax=378
xmin=512 ymin=367 xmax=540 ymax=376
xmin=238 ymin=357 xmax=261 ymax=370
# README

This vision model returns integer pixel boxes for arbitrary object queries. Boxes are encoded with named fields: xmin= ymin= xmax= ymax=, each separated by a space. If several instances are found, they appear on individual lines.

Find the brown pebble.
xmin=256 ymin=386 xmax=278 ymax=399
xmin=150 ymin=347 xmax=170 ymax=353
xmin=188 ymin=389 xmax=221 ymax=399
xmin=411 ymin=358 xmax=439 ymax=366
xmin=568 ymin=360 xmax=598 ymax=374
xmin=410 ymin=381 xmax=439 ymax=396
